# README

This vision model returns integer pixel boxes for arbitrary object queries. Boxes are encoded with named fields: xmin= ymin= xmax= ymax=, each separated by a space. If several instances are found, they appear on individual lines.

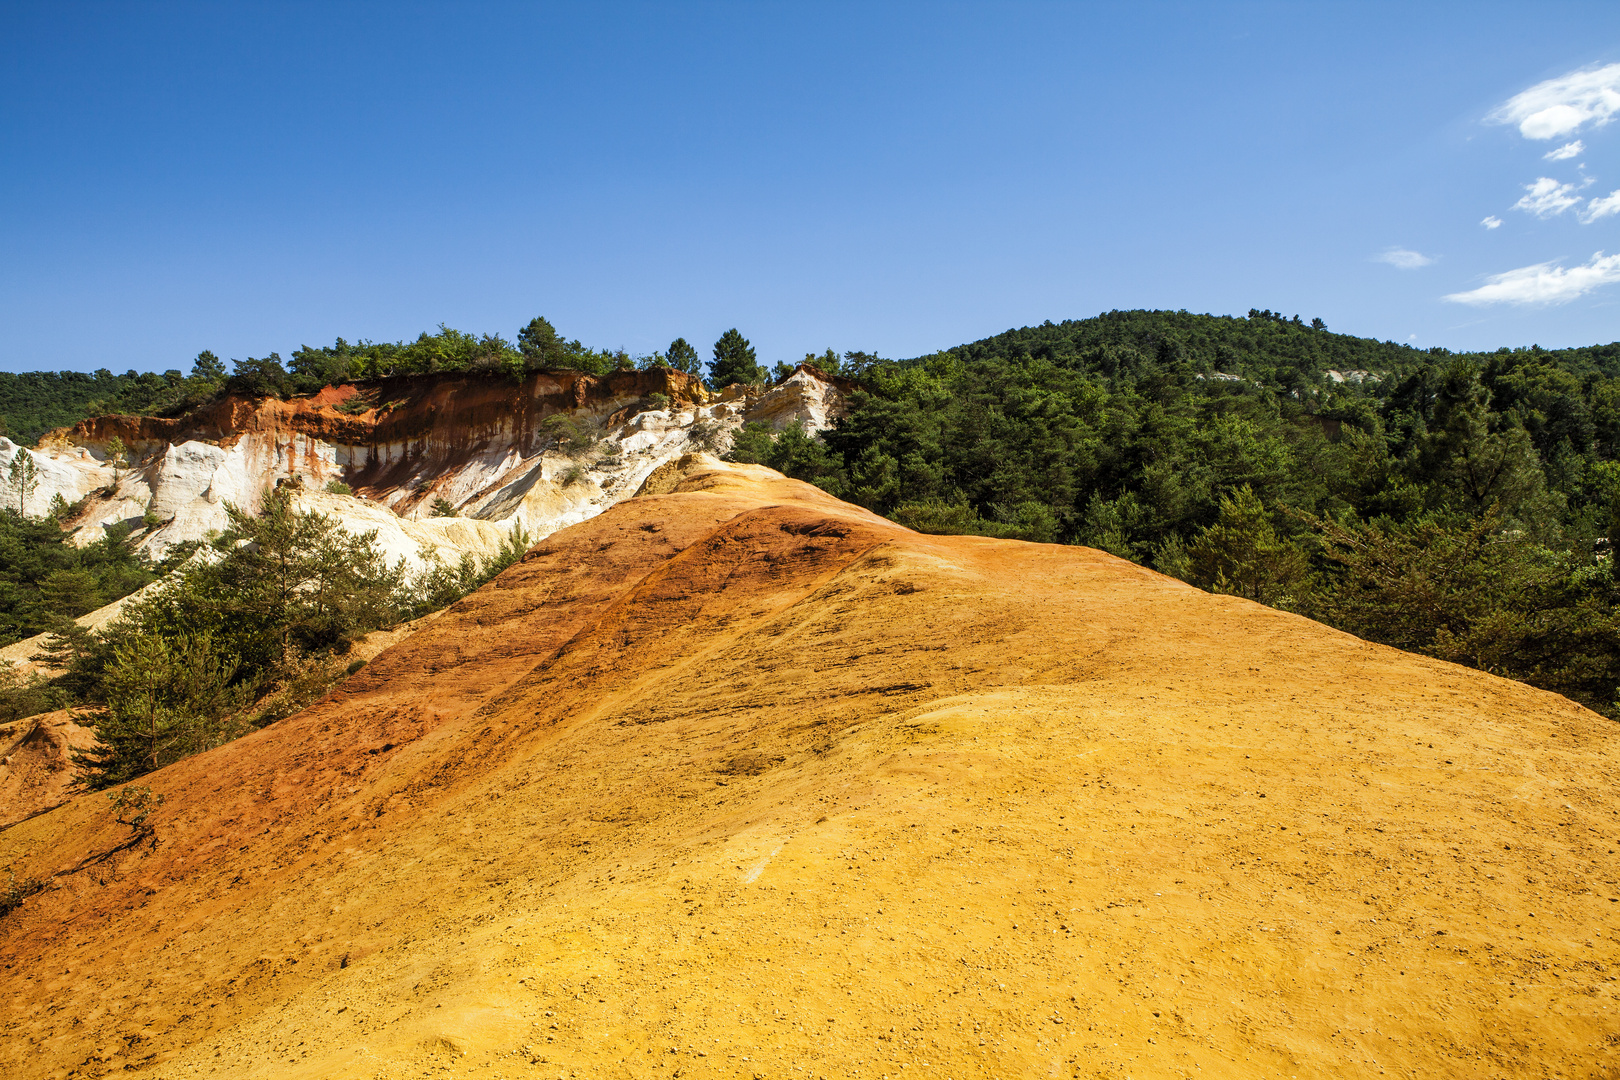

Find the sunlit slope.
xmin=1 ymin=461 xmax=1616 ymax=1080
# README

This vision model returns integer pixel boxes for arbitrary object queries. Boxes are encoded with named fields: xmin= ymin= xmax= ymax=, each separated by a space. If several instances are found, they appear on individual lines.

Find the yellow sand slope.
xmin=1 ymin=462 xmax=1616 ymax=1079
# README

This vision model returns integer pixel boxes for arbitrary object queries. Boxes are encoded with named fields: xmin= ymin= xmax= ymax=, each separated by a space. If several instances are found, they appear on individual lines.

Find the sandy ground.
xmin=0 ymin=711 xmax=99 ymax=828
xmin=0 ymin=462 xmax=1616 ymax=1079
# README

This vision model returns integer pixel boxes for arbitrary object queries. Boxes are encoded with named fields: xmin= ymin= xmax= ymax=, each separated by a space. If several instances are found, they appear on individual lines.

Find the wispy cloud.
xmin=1444 ymin=251 xmax=1620 ymax=306
xmin=1513 ymin=176 xmax=1585 ymax=217
xmin=1544 ymin=139 xmax=1586 ymax=160
xmin=1482 ymin=215 xmax=1503 ymax=229
xmin=1582 ymin=189 xmax=1620 ymax=223
xmin=1488 ymin=63 xmax=1620 ymax=140
xmin=1374 ymin=248 xmax=1434 ymax=269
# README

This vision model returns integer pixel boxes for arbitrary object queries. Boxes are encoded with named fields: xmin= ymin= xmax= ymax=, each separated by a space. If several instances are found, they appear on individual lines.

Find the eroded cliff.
xmin=0 ymin=366 xmax=849 ymax=672
xmin=9 ymin=365 xmax=846 ymax=559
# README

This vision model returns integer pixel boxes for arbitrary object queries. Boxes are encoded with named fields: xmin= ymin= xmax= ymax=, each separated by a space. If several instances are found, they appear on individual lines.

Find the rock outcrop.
xmin=0 ymin=461 xmax=1613 ymax=1078
xmin=9 ymin=365 xmax=849 ymax=566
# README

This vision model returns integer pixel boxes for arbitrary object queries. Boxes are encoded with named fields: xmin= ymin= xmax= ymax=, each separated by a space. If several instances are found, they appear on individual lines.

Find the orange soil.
xmin=1 ymin=462 xmax=1617 ymax=1079
xmin=0 ymin=711 xmax=99 ymax=829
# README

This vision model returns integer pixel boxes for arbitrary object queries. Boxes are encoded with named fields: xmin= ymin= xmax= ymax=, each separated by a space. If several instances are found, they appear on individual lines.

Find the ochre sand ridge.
xmin=1 ymin=461 xmax=1616 ymax=1078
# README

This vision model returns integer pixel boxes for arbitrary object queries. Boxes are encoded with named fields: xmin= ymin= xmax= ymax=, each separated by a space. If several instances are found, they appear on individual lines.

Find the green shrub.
xmin=71 ymin=486 xmax=408 ymax=787
xmin=723 ymin=421 xmax=847 ymax=494
xmin=1 ymin=868 xmax=45 ymax=918
xmin=542 ymin=414 xmax=599 ymax=457
xmin=325 ymin=480 xmax=353 ymax=496
xmin=0 ymin=661 xmax=68 ymax=722
xmin=108 ymin=785 xmax=165 ymax=836
xmin=726 ymin=421 xmax=776 ymax=464
xmin=73 ymin=632 xmax=256 ymax=787
xmin=687 ymin=419 xmax=724 ymax=454
xmin=1182 ymin=486 xmax=1310 ymax=609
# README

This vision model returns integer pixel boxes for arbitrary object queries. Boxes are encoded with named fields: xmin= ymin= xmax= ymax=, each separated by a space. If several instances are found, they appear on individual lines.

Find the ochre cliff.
xmin=0 ymin=461 xmax=1615 ymax=1079
xmin=44 ymin=368 xmax=710 ymax=465
xmin=0 ymin=365 xmax=850 ymax=678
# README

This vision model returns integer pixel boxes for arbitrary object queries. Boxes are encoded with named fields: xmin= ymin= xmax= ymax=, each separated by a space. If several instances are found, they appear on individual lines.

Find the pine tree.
xmin=190 ymin=350 xmax=226 ymax=381
xmin=103 ymin=436 xmax=127 ymax=488
xmin=519 ymin=316 xmax=564 ymax=367
xmin=709 ymin=329 xmax=764 ymax=388
xmin=6 ymin=450 xmax=39 ymax=516
xmin=73 ymin=632 xmax=252 ymax=788
xmin=208 ymin=486 xmax=404 ymax=661
xmin=1185 ymin=486 xmax=1310 ymax=608
xmin=666 ymin=338 xmax=702 ymax=375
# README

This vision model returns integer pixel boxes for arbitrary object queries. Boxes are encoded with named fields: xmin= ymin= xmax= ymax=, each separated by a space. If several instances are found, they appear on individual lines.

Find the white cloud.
xmin=1513 ymin=176 xmax=1584 ymax=217
xmin=1489 ymin=63 xmax=1620 ymax=139
xmin=1443 ymin=250 xmax=1620 ymax=306
xmin=1374 ymin=248 xmax=1434 ymax=269
xmin=1482 ymin=215 xmax=1503 ymax=229
xmin=1544 ymin=139 xmax=1586 ymax=160
xmin=1581 ymin=189 xmax=1620 ymax=222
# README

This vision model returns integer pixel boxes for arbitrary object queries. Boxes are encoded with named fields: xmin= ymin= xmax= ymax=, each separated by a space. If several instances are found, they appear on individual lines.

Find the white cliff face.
xmin=742 ymin=366 xmax=851 ymax=431
xmin=0 ymin=439 xmax=110 ymax=518
xmin=291 ymin=491 xmax=514 ymax=571
xmin=17 ymin=369 xmax=850 ymax=572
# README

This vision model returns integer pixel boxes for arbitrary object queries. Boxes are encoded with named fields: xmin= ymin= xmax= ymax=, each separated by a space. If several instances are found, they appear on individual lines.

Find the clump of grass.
xmin=109 ymin=786 xmax=165 ymax=837
xmin=325 ymin=480 xmax=353 ymax=496
xmin=1 ymin=868 xmax=45 ymax=918
xmin=687 ymin=418 xmax=725 ymax=453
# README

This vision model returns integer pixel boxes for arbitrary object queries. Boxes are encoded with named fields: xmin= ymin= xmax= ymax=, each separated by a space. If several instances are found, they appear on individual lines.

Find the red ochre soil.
xmin=0 ymin=711 xmax=99 ymax=828
xmin=2 ymin=461 xmax=1617 ymax=1080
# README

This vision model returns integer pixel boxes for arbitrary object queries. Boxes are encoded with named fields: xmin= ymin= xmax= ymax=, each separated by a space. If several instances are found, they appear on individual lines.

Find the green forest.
xmin=729 ymin=309 xmax=1620 ymax=720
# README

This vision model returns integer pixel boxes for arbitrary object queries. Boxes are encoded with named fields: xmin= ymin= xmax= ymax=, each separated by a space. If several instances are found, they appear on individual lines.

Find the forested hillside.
xmin=0 ymin=368 xmax=206 ymax=446
xmin=729 ymin=309 xmax=1620 ymax=719
xmin=11 ymin=307 xmax=1620 ymax=720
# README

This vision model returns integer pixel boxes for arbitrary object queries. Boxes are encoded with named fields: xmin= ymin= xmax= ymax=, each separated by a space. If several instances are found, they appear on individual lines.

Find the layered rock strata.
xmin=6 ymin=365 xmax=848 ymax=564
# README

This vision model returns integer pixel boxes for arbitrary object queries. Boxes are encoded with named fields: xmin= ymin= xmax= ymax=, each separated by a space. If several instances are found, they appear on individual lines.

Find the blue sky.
xmin=5 ymin=2 xmax=1620 ymax=374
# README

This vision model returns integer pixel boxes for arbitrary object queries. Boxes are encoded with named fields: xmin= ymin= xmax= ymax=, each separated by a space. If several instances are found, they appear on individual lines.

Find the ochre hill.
xmin=1 ymin=460 xmax=1616 ymax=1079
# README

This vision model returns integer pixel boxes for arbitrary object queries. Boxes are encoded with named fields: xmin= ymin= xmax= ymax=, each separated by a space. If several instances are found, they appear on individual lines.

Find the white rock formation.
xmin=17 ymin=367 xmax=849 ymax=570
xmin=1 ymin=368 xmax=850 ymax=666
